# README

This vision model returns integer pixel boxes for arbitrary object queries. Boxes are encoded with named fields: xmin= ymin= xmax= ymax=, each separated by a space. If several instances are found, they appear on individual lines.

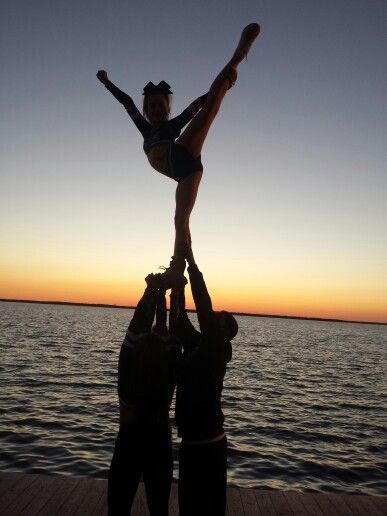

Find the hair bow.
xmin=142 ymin=81 xmax=173 ymax=95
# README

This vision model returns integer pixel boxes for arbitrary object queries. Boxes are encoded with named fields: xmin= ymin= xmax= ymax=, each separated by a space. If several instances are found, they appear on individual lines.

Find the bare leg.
xmin=172 ymin=170 xmax=202 ymax=270
xmin=153 ymin=289 xmax=168 ymax=337
xmin=163 ymin=24 xmax=259 ymax=282
xmin=177 ymin=23 xmax=260 ymax=159
xmin=176 ymin=65 xmax=235 ymax=159
xmin=169 ymin=288 xmax=180 ymax=332
xmin=185 ymin=241 xmax=196 ymax=266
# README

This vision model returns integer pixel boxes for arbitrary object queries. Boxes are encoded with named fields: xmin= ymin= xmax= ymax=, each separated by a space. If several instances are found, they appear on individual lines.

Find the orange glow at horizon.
xmin=1 ymin=266 xmax=386 ymax=324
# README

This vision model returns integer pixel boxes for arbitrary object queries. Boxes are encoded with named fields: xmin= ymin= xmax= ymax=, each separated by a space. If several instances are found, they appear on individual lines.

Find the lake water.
xmin=0 ymin=301 xmax=386 ymax=495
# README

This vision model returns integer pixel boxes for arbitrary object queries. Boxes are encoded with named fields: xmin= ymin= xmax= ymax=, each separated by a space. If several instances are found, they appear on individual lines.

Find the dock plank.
xmin=370 ymin=496 xmax=387 ymax=515
xmin=73 ymin=477 xmax=106 ymax=516
xmin=269 ymin=489 xmax=294 ymax=515
xmin=1 ymin=472 xmax=386 ymax=516
xmin=359 ymin=495 xmax=385 ymax=516
xmin=313 ymin=492 xmax=342 ymax=516
xmin=325 ymin=493 xmax=355 ymax=516
xmin=37 ymin=475 xmax=80 ymax=516
xmin=254 ymin=490 xmax=277 ymax=516
xmin=19 ymin=474 xmax=63 ymax=516
xmin=2 ymin=473 xmax=42 ymax=515
xmin=131 ymin=481 xmax=148 ymax=516
xmin=298 ymin=492 xmax=324 ymax=516
xmin=283 ymin=490 xmax=309 ymax=515
xmin=239 ymin=486 xmax=261 ymax=516
xmin=342 ymin=494 xmax=387 ymax=516
xmin=169 ymin=482 xmax=179 ymax=516
xmin=57 ymin=476 xmax=101 ymax=516
xmin=227 ymin=486 xmax=243 ymax=515
xmin=92 ymin=485 xmax=108 ymax=516
xmin=341 ymin=494 xmax=366 ymax=516
xmin=0 ymin=471 xmax=23 ymax=496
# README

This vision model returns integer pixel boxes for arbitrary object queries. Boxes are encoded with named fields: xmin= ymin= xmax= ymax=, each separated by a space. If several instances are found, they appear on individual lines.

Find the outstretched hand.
xmin=145 ymin=271 xmax=187 ymax=291
xmin=145 ymin=273 xmax=165 ymax=289
xmin=145 ymin=273 xmax=157 ymax=287
xmin=96 ymin=70 xmax=108 ymax=84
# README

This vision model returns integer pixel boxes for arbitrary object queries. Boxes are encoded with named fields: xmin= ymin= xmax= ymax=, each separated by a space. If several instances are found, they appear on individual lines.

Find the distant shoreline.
xmin=1 ymin=298 xmax=386 ymax=326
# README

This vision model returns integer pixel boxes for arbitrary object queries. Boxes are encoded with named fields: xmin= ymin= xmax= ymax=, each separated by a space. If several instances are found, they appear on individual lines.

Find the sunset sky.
xmin=1 ymin=0 xmax=386 ymax=323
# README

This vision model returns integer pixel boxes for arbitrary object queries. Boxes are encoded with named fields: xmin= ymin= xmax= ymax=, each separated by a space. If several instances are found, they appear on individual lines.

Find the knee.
xmin=202 ymin=102 xmax=219 ymax=121
xmin=174 ymin=214 xmax=189 ymax=231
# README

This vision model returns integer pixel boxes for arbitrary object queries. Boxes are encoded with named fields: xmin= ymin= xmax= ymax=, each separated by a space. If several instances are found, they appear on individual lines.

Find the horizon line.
xmin=1 ymin=298 xmax=386 ymax=327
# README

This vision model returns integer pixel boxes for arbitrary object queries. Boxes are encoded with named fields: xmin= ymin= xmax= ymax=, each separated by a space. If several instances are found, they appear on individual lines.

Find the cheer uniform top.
xmin=104 ymin=80 xmax=207 ymax=182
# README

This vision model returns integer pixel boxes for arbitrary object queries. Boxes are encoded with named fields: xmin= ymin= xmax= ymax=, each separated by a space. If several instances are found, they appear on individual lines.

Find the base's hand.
xmin=96 ymin=70 xmax=108 ymax=84
xmin=145 ymin=273 xmax=164 ymax=288
xmin=145 ymin=273 xmax=156 ymax=287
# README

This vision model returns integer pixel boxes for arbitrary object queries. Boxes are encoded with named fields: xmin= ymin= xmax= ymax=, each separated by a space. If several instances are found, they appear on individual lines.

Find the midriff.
xmin=146 ymin=145 xmax=171 ymax=176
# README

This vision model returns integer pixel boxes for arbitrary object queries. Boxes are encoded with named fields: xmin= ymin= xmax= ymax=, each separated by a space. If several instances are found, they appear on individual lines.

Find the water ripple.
xmin=0 ymin=301 xmax=386 ymax=495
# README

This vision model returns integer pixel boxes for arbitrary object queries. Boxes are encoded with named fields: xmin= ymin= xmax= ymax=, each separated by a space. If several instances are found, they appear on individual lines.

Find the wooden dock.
xmin=0 ymin=472 xmax=386 ymax=515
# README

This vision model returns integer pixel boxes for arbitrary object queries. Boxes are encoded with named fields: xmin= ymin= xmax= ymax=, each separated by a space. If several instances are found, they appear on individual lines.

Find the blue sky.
xmin=1 ymin=0 xmax=386 ymax=321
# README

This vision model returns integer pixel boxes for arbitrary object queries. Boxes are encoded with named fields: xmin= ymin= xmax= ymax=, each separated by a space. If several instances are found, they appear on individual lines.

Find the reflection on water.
xmin=0 ymin=301 xmax=386 ymax=495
